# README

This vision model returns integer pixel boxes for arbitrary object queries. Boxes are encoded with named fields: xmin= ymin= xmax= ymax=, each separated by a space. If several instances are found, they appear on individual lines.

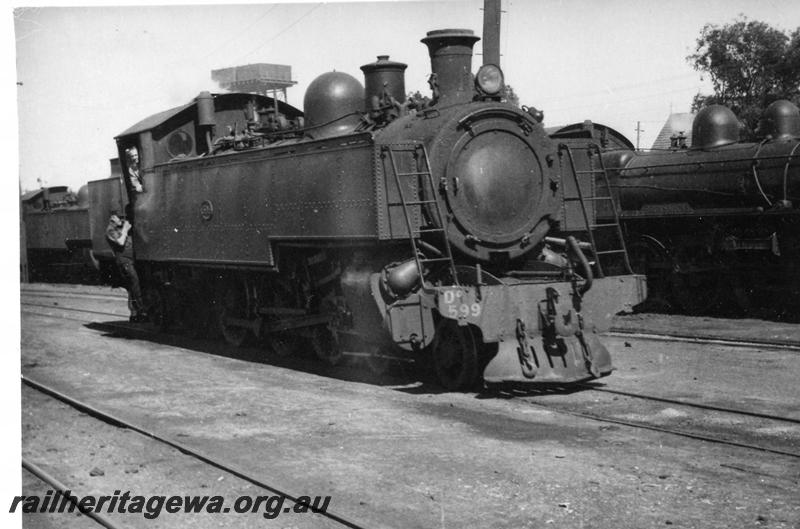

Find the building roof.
xmin=547 ymin=121 xmax=635 ymax=151
xmin=21 ymin=186 xmax=69 ymax=203
xmin=651 ymin=112 xmax=696 ymax=150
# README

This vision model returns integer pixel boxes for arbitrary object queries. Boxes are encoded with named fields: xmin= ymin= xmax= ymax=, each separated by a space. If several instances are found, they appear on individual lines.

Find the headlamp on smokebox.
xmin=475 ymin=64 xmax=504 ymax=97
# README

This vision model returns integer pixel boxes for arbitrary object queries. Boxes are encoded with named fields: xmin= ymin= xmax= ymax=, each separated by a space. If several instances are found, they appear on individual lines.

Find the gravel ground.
xmin=21 ymin=386 xmax=341 ymax=529
xmin=17 ymin=286 xmax=800 ymax=528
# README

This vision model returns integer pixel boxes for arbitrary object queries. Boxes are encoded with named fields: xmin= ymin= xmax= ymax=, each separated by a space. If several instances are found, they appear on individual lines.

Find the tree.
xmin=688 ymin=17 xmax=800 ymax=136
xmin=502 ymin=84 xmax=520 ymax=107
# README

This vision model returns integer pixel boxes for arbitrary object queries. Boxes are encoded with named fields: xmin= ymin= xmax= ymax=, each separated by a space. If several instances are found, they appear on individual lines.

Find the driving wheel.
xmin=431 ymin=319 xmax=479 ymax=391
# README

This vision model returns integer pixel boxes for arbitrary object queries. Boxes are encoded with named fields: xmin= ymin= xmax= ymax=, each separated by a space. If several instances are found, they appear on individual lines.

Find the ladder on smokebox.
xmin=558 ymin=142 xmax=633 ymax=278
xmin=384 ymin=144 xmax=459 ymax=286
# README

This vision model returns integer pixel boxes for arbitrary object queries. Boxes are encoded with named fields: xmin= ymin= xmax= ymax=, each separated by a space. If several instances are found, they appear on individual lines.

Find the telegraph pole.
xmin=482 ymin=0 xmax=501 ymax=66
xmin=20 ymin=183 xmax=28 ymax=283
xmin=635 ymin=121 xmax=644 ymax=151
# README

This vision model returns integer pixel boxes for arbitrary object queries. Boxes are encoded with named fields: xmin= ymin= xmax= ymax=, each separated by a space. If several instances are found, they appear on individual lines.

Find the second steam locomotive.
xmin=600 ymin=101 xmax=800 ymax=315
xmin=88 ymin=28 xmax=645 ymax=389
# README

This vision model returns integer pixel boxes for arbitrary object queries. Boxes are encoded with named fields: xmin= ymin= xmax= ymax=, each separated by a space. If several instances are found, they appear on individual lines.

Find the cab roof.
xmin=115 ymin=92 xmax=304 ymax=140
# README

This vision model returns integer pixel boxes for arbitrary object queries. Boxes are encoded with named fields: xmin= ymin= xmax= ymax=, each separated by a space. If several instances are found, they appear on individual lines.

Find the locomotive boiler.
xmin=601 ymin=101 xmax=800 ymax=314
xmin=89 ymin=28 xmax=645 ymax=389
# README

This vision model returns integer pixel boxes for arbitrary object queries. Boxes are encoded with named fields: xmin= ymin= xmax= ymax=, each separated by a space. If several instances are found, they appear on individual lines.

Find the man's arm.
xmin=106 ymin=222 xmax=131 ymax=246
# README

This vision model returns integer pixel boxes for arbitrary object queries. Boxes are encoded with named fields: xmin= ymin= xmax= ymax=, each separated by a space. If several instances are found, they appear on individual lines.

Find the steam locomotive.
xmin=87 ymin=28 xmax=645 ymax=389
xmin=21 ymin=185 xmax=94 ymax=283
xmin=599 ymin=101 xmax=800 ymax=315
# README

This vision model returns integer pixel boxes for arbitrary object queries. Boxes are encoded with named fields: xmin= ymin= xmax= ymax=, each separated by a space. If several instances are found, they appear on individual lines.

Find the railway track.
xmin=21 ymin=285 xmax=126 ymax=300
xmin=607 ymin=328 xmax=800 ymax=351
xmin=23 ymin=457 xmax=121 ymax=529
xmin=23 ymin=286 xmax=800 ymax=350
xmin=22 ymin=291 xmax=126 ymax=304
xmin=22 ymin=288 xmax=800 ymax=460
xmin=22 ymin=292 xmax=800 ymax=352
xmin=524 ymin=400 xmax=800 ymax=459
xmin=509 ymin=387 xmax=800 ymax=460
xmin=22 ymin=301 xmax=129 ymax=319
xmin=578 ymin=384 xmax=800 ymax=424
xmin=22 ymin=375 xmax=368 ymax=529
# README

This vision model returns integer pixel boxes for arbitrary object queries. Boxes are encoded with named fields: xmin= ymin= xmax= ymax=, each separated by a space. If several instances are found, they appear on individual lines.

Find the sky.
xmin=11 ymin=0 xmax=800 ymax=194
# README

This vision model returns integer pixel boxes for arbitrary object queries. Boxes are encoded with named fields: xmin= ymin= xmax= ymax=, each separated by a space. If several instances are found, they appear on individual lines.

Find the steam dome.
xmin=691 ymin=105 xmax=740 ymax=149
xmin=758 ymin=100 xmax=800 ymax=140
xmin=303 ymin=71 xmax=364 ymax=137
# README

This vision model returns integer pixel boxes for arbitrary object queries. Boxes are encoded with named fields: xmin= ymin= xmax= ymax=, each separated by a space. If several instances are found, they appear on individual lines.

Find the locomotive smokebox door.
xmin=422 ymin=107 xmax=560 ymax=262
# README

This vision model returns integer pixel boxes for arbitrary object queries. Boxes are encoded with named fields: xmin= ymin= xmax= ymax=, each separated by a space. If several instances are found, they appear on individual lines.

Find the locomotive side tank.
xmin=91 ymin=27 xmax=646 ymax=389
xmin=601 ymin=101 xmax=800 ymax=314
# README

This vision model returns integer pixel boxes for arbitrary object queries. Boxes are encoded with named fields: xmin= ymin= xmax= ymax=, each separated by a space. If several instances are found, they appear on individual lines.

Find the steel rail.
xmin=22 ymin=457 xmax=124 ymax=529
xmin=577 ymin=384 xmax=800 ymax=425
xmin=607 ymin=328 xmax=800 ymax=351
xmin=21 ymin=290 xmax=126 ymax=302
xmin=21 ymin=309 xmax=97 ymax=324
xmin=21 ymin=301 xmax=128 ymax=318
xmin=21 ymin=285 xmax=125 ymax=295
xmin=520 ymin=399 xmax=800 ymax=459
xmin=22 ymin=375 xmax=368 ymax=529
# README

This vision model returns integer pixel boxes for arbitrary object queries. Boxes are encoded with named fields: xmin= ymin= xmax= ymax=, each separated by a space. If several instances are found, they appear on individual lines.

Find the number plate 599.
xmin=442 ymin=290 xmax=481 ymax=319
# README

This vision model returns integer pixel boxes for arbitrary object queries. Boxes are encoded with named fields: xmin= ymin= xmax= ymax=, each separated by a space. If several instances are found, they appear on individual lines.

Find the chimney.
xmin=421 ymin=29 xmax=480 ymax=106
xmin=360 ymin=55 xmax=408 ymax=111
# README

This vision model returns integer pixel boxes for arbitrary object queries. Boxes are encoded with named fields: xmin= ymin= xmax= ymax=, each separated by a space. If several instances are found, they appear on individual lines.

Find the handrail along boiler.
xmin=89 ymin=28 xmax=646 ymax=389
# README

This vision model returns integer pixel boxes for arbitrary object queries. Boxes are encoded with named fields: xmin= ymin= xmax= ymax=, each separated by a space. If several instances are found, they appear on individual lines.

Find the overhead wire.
xmin=498 ymin=2 xmax=706 ymax=120
xmin=236 ymin=3 xmax=325 ymax=63
xmin=541 ymin=72 xmax=703 ymax=102
xmin=201 ymin=4 xmax=280 ymax=63
xmin=546 ymin=84 xmax=702 ymax=114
